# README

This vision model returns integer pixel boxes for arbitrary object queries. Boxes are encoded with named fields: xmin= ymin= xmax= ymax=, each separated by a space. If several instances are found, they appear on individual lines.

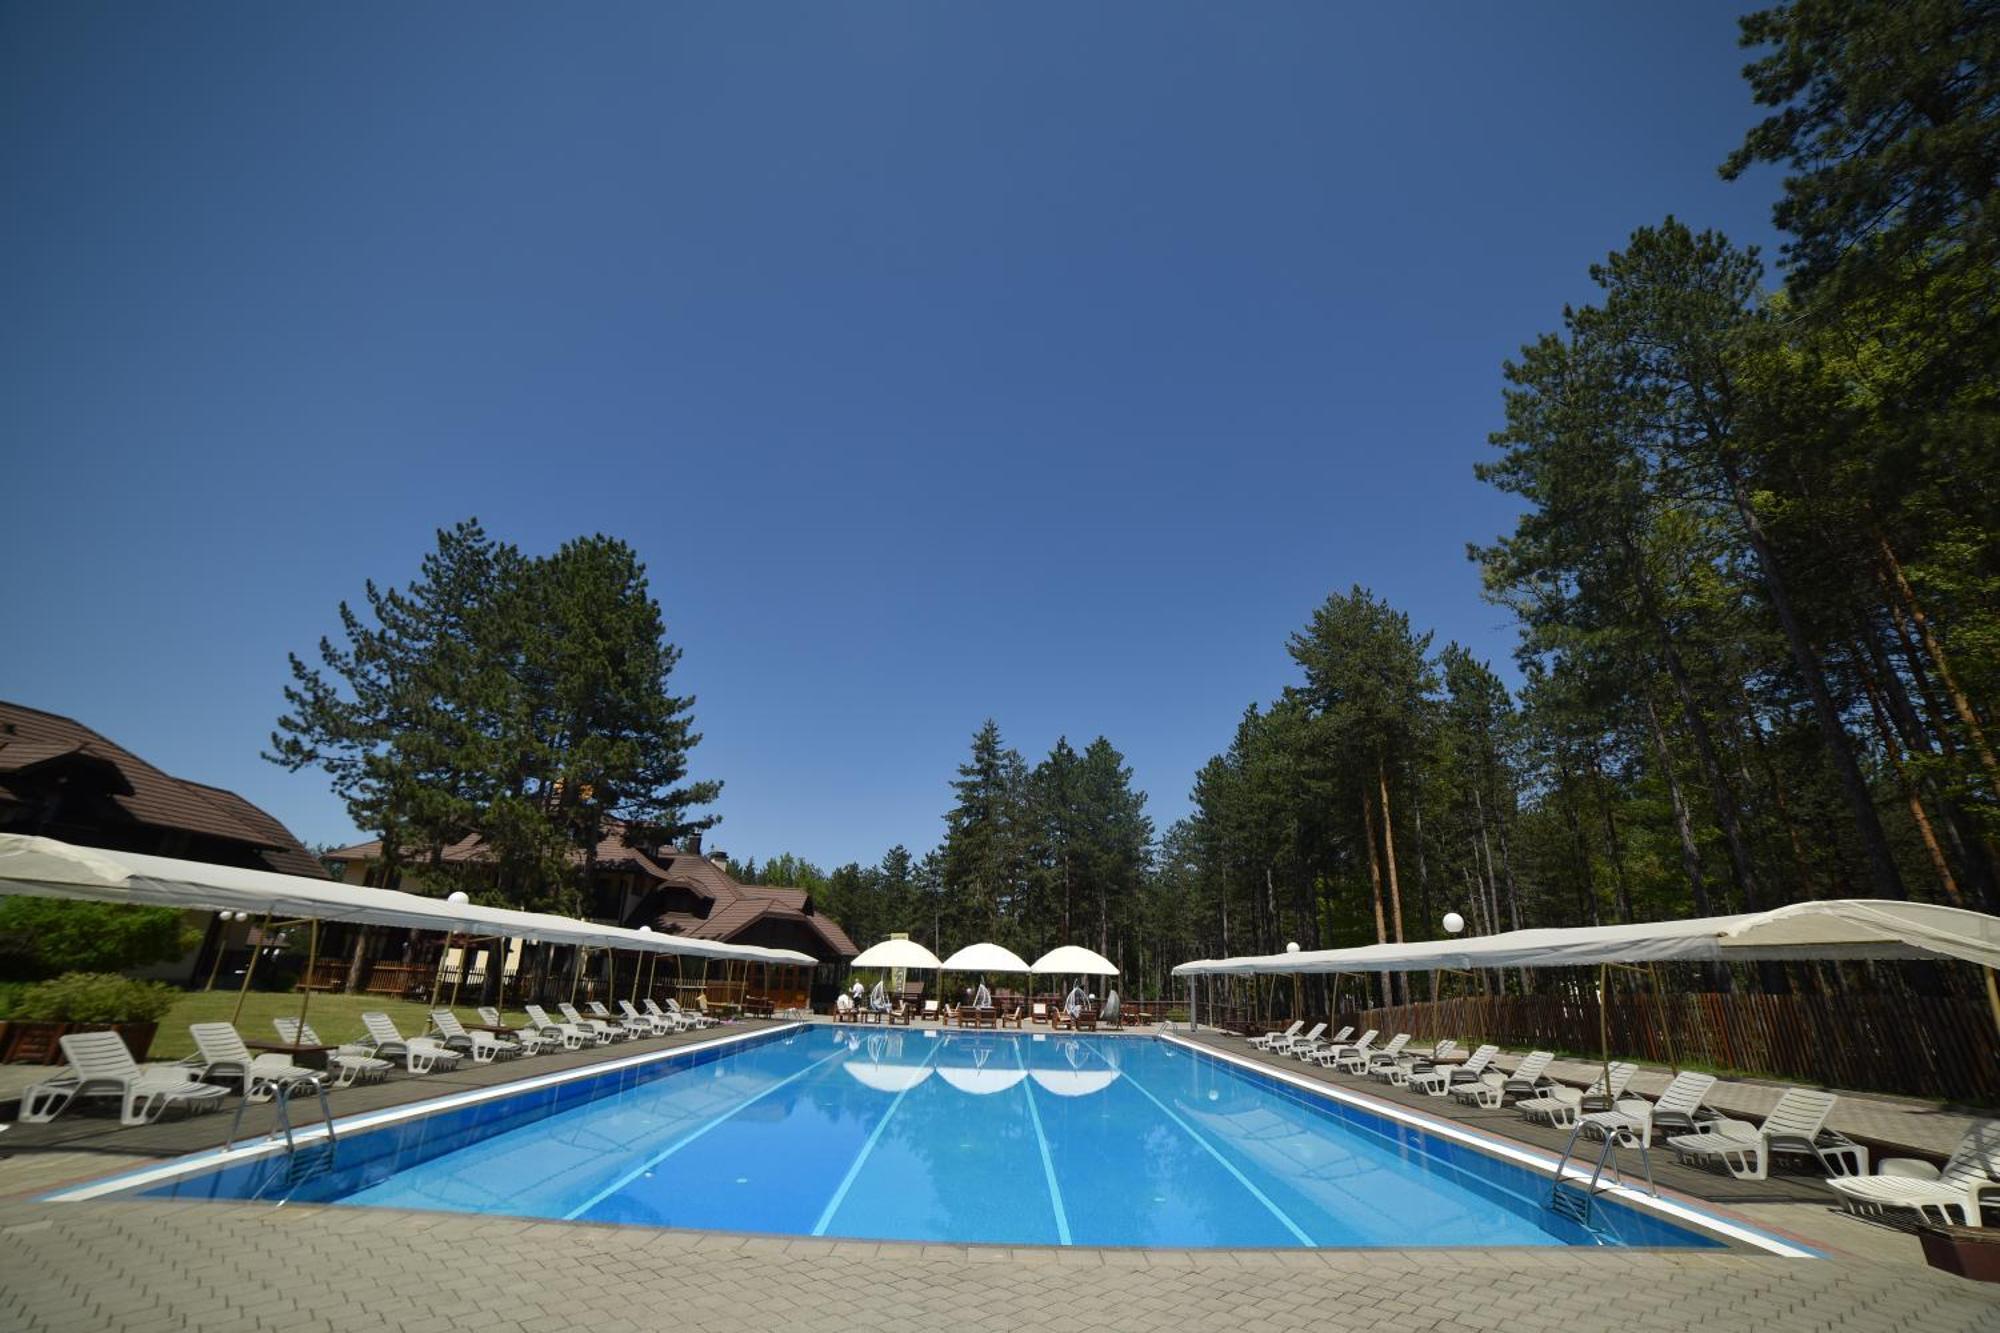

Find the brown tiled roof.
xmin=180 ymin=782 xmax=329 ymax=879
xmin=326 ymin=817 xmax=859 ymax=958
xmin=0 ymin=701 xmax=328 ymax=878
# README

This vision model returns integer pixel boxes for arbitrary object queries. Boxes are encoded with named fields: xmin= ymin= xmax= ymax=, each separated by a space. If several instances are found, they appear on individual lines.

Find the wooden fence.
xmin=1344 ymin=992 xmax=1999 ymax=1107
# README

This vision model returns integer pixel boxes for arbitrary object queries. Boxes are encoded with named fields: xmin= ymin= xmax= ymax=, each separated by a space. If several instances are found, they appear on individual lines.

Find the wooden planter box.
xmin=1918 ymin=1224 xmax=2000 ymax=1283
xmin=1 ymin=1020 xmax=159 ymax=1065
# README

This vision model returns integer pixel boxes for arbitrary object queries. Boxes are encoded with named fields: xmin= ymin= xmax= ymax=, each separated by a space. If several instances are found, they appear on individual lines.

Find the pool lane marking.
xmin=1011 ymin=1040 xmax=1073 ymax=1245
xmin=39 ymin=1023 xmax=807 ymax=1204
xmin=561 ymin=1043 xmax=852 ymax=1221
xmin=1080 ymin=1037 xmax=1317 ymax=1247
xmin=809 ymin=1037 xmax=944 ymax=1237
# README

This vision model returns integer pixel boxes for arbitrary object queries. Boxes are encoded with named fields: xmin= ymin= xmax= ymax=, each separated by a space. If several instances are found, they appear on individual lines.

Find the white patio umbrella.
xmin=939 ymin=942 xmax=1032 ymax=973
xmin=850 ymin=938 xmax=943 ymax=970
xmin=1029 ymin=1068 xmax=1120 ymax=1097
xmin=844 ymin=1061 xmax=934 ymax=1093
xmin=1029 ymin=944 xmax=1119 ymax=975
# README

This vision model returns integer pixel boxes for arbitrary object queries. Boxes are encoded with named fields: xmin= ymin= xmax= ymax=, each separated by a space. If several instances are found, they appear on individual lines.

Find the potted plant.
xmin=1918 ymin=1223 xmax=2000 ymax=1283
xmin=3 ymin=973 xmax=180 ymax=1063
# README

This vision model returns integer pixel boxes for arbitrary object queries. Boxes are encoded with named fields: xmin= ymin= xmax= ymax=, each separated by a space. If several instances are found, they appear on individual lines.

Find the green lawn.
xmin=148 ymin=991 xmax=525 ymax=1061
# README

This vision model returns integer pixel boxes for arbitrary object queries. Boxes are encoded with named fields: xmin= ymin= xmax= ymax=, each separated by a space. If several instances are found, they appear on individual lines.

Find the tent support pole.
xmin=429 ymin=935 xmax=450 ymax=1009
xmin=1597 ymin=963 xmax=1612 ymax=1104
xmin=203 ymin=917 xmax=232 ymax=993
xmin=1649 ymin=962 xmax=1679 ymax=1073
xmin=571 ymin=948 xmax=585 ymax=1004
xmin=230 ymin=912 xmax=274 ymax=1026
xmin=295 ymin=919 xmax=320 ymax=1039
xmin=1986 ymin=967 xmax=2000 ymax=1040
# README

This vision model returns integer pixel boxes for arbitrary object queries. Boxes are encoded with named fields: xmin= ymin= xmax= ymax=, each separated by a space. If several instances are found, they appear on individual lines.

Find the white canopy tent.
xmin=1171 ymin=899 xmax=2000 ymax=1040
xmin=1171 ymin=900 xmax=2000 ymax=978
xmin=939 ymin=942 xmax=1032 ymax=974
xmin=0 ymin=834 xmax=813 ymax=965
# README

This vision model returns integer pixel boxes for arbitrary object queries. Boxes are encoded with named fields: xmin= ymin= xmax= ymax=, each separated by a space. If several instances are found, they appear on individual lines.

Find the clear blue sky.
xmin=2 ymin=3 xmax=1782 ymax=869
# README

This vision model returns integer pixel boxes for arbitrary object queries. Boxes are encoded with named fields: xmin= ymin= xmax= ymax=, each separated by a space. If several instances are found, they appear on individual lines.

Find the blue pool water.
xmin=124 ymin=1027 xmax=1726 ymax=1249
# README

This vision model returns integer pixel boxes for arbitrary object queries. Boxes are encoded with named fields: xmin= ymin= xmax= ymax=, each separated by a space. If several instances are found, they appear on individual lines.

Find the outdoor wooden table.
xmin=244 ymin=1039 xmax=334 ymax=1070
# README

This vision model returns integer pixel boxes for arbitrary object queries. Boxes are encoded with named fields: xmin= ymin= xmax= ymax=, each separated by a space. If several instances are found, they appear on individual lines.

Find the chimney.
xmin=708 ymin=850 xmax=729 ymax=872
xmin=684 ymin=830 xmax=702 ymax=856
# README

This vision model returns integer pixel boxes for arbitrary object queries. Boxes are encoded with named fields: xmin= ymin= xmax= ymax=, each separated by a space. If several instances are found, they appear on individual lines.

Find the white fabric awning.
xmin=0 ymin=834 xmax=814 ymax=965
xmin=1171 ymin=900 xmax=2000 ymax=977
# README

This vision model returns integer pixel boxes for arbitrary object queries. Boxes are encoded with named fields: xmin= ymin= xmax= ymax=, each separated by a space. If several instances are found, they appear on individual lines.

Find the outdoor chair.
xmin=1379 ymin=1038 xmax=1455 ymax=1086
xmin=1569 ymin=1070 xmax=1714 ymax=1146
xmin=361 ymin=1012 xmax=464 ymax=1074
xmin=1826 ymin=1120 xmax=2000 ymax=1227
xmin=1271 ymin=1022 xmax=1328 ymax=1058
xmin=20 ymin=1031 xmax=227 ymax=1127
xmin=431 ymin=1009 xmax=524 ymax=1062
xmin=559 ymin=1002 xmax=627 ymax=1043
xmin=663 ymin=998 xmax=715 ymax=1028
xmin=1408 ymin=1043 xmax=1496 ymax=1096
xmin=474 ymin=1008 xmax=556 ymax=1054
xmin=1311 ymin=1029 xmax=1377 ymax=1069
xmin=1667 ymin=1087 xmax=1865 ymax=1180
xmin=188 ymin=1022 xmax=326 ymax=1099
xmin=1349 ymin=1032 xmax=1412 ymax=1075
xmin=276 ymin=1018 xmax=395 ymax=1086
xmin=1248 ymin=1021 xmax=1303 ymax=1050
xmin=521 ymin=1004 xmax=592 ymax=1049
xmin=1517 ymin=1061 xmax=1638 ymax=1128
xmin=618 ymin=1000 xmax=675 ymax=1035
xmin=585 ymin=1000 xmax=651 ymax=1039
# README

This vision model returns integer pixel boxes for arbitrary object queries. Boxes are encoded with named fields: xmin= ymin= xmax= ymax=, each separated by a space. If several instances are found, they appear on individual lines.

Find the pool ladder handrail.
xmin=1549 ymin=1113 xmax=1657 ymax=1222
xmin=224 ymin=1072 xmax=339 ymax=1200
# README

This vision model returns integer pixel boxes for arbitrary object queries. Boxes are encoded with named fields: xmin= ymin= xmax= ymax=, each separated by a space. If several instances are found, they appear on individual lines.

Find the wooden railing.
xmin=1346 ymin=993 xmax=1999 ymax=1106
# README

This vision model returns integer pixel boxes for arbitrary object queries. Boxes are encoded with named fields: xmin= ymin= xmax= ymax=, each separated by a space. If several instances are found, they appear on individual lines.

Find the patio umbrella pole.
xmin=1597 ymin=963 xmax=1612 ymax=1106
xmin=229 ymin=911 xmax=274 ymax=1026
xmin=1986 ymin=967 xmax=2000 ymax=1040
xmin=1648 ymin=962 xmax=1679 ymax=1074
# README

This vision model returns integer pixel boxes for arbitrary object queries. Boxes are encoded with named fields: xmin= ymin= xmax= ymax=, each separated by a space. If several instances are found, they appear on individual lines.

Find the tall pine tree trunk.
xmin=1879 ymin=533 xmax=2000 ymax=789
xmin=1361 ymin=789 xmax=1391 ymax=1006
xmin=1645 ymin=694 xmax=1715 ymax=917
xmin=1717 ymin=457 xmax=1903 ymax=898
xmin=1857 ymin=645 xmax=1963 ymax=904
xmin=1377 ymin=759 xmax=1406 ymax=944
xmin=1590 ymin=749 xmax=1635 ymax=923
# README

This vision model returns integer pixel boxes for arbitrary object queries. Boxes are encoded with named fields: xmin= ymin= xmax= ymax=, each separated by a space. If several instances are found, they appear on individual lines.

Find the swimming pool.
xmin=70 ymin=1026 xmax=1777 ymax=1250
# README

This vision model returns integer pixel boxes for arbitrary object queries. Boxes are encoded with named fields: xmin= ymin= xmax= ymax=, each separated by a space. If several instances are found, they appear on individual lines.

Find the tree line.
xmin=272 ymin=4 xmax=1995 ymax=1011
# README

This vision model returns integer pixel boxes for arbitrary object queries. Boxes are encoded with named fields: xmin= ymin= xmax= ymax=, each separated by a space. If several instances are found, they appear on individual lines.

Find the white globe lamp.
xmin=447 ymin=890 xmax=470 ymax=905
xmin=1285 ymin=941 xmax=1300 ymax=954
xmin=1442 ymin=911 xmax=1465 ymax=935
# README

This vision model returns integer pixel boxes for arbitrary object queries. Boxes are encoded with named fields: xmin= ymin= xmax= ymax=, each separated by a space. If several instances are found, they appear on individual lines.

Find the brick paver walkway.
xmin=1 ymin=1195 xmax=1994 ymax=1333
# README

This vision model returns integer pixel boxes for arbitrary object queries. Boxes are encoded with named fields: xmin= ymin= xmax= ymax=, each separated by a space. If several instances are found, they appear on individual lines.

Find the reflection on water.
xmin=832 ymin=1028 xmax=1124 ymax=1099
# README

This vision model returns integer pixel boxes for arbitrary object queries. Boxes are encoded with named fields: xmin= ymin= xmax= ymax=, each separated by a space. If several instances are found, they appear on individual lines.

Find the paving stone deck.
xmin=0 ymin=1020 xmax=1994 ymax=1331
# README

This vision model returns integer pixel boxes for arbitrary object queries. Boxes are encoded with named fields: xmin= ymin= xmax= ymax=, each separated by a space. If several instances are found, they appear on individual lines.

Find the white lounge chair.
xmin=1270 ymin=1022 xmax=1328 ymax=1058
xmin=360 ymin=1012 xmax=464 ymax=1074
xmin=1346 ymin=1033 xmax=1411 ymax=1075
xmin=640 ymin=998 xmax=696 ymax=1031
xmin=20 ymin=1031 xmax=228 ymax=1126
xmin=560 ymin=1002 xmax=627 ymax=1043
xmin=1296 ymin=1024 xmax=1357 ymax=1061
xmin=1311 ymin=1029 xmax=1377 ymax=1068
xmin=474 ymin=1008 xmax=555 ymax=1054
xmin=1409 ymin=1044 xmax=1497 ymax=1096
xmin=1668 ymin=1087 xmax=1864 ymax=1181
xmin=586 ymin=1000 xmax=653 ymax=1038
xmin=1518 ymin=1061 xmax=1634 ymax=1127
xmin=1249 ymin=1021 xmax=1304 ymax=1051
xmin=188 ymin=1022 xmax=327 ymax=1099
xmin=523 ymin=1004 xmax=593 ymax=1049
xmin=1380 ymin=1039 xmax=1457 ymax=1086
xmin=275 ymin=1018 xmax=394 ymax=1086
xmin=1826 ymin=1120 xmax=2000 ymax=1227
xmin=430 ymin=1010 xmax=523 ymax=1063
xmin=618 ymin=1000 xmax=675 ymax=1035
xmin=663 ymin=998 xmax=716 ymax=1029
xmin=1570 ymin=1069 xmax=1714 ymax=1146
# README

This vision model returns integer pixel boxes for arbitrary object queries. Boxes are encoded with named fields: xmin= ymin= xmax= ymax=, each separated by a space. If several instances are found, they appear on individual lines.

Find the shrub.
xmin=11 ymin=973 xmax=181 ymax=1025
xmin=0 ymin=899 xmax=199 ymax=980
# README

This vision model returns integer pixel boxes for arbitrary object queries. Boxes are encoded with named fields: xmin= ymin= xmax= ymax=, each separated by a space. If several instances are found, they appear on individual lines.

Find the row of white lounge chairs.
xmin=18 ymin=997 xmax=719 ymax=1128
xmin=1242 ymin=1020 xmax=2000 ymax=1228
